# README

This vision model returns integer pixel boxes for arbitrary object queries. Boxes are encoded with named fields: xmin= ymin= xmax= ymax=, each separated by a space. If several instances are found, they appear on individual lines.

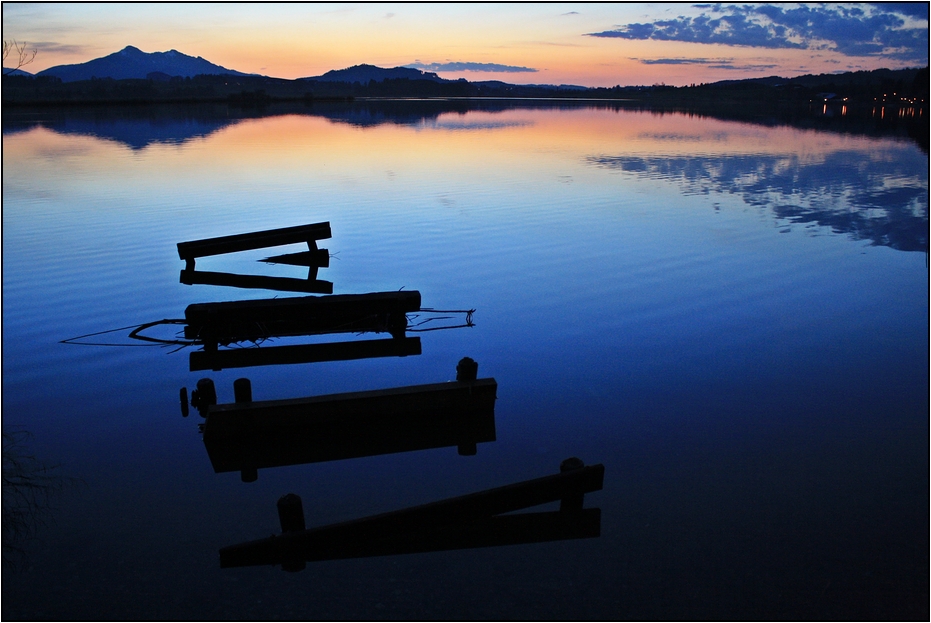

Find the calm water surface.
xmin=2 ymin=102 xmax=928 ymax=619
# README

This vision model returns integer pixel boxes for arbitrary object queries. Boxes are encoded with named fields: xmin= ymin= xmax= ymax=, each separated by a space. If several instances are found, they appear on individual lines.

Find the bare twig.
xmin=2 ymin=39 xmax=38 ymax=76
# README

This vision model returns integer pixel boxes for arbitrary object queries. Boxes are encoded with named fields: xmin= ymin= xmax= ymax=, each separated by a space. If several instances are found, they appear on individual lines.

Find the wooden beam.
xmin=260 ymin=249 xmax=330 ymax=267
xmin=179 ymin=269 xmax=334 ymax=294
xmin=177 ymin=222 xmax=332 ymax=262
xmin=202 ymin=378 xmax=498 ymax=438
xmin=184 ymin=291 xmax=421 ymax=342
xmin=219 ymin=463 xmax=603 ymax=568
xmin=202 ymin=375 xmax=492 ymax=474
xmin=221 ymin=509 xmax=600 ymax=567
xmin=189 ymin=336 xmax=422 ymax=371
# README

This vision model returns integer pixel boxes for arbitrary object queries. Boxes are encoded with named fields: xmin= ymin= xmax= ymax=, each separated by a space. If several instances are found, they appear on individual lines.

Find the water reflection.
xmin=1 ymin=100 xmax=570 ymax=148
xmin=2 ymin=101 xmax=926 ymax=619
xmin=5 ymin=98 xmax=925 ymax=149
xmin=587 ymin=150 xmax=929 ymax=253
xmin=1 ymin=103 xmax=243 ymax=149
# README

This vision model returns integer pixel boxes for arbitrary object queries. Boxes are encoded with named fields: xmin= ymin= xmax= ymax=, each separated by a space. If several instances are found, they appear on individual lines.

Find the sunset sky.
xmin=3 ymin=2 xmax=928 ymax=87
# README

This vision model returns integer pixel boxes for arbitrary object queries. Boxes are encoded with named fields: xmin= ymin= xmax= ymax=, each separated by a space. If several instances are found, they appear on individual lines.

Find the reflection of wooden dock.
xmin=190 ymin=336 xmax=422 ymax=371
xmin=220 ymin=460 xmax=603 ymax=570
xmin=180 ymin=269 xmax=334 ymax=294
xmin=177 ymin=222 xmax=332 ymax=270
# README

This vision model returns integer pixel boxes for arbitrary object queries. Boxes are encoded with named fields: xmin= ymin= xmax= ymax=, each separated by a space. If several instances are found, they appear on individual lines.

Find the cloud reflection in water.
xmin=586 ymin=149 xmax=929 ymax=253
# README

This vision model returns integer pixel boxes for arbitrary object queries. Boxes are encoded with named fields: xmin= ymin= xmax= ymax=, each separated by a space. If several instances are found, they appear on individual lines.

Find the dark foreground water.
xmin=2 ymin=101 xmax=928 ymax=620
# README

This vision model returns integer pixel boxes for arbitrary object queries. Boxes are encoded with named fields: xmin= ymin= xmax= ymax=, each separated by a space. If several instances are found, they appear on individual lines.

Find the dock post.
xmin=234 ymin=378 xmax=258 ymax=482
xmin=233 ymin=378 xmax=252 ymax=403
xmin=559 ymin=457 xmax=586 ymax=512
xmin=190 ymin=378 xmax=217 ymax=417
xmin=277 ymin=494 xmax=306 ymax=572
xmin=456 ymin=357 xmax=478 ymax=381
xmin=456 ymin=357 xmax=479 ymax=455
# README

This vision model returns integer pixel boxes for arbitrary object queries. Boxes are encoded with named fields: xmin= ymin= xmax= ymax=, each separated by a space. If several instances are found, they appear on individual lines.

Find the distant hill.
xmin=710 ymin=67 xmax=923 ymax=89
xmin=37 ymin=46 xmax=253 ymax=82
xmin=301 ymin=64 xmax=446 ymax=84
xmin=2 ymin=67 xmax=34 ymax=77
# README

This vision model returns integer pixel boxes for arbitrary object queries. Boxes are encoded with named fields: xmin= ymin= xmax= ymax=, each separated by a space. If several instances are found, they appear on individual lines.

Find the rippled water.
xmin=2 ymin=102 xmax=928 ymax=619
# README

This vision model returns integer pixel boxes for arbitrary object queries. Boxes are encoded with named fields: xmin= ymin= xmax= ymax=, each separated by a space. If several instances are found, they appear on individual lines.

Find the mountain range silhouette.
xmin=35 ymin=46 xmax=253 ymax=82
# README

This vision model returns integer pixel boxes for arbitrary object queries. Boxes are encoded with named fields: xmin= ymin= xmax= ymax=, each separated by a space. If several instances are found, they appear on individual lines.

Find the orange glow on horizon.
xmin=3 ymin=4 xmax=925 ymax=87
xmin=3 ymin=107 xmax=884 ymax=182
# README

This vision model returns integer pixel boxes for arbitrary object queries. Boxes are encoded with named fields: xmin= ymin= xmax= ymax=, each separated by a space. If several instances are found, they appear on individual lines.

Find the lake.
xmin=2 ymin=100 xmax=928 ymax=620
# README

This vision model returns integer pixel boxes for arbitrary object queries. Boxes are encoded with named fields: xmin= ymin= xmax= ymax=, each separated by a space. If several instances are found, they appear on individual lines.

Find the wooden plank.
xmin=219 ymin=465 xmax=604 ymax=568
xmin=185 ymin=291 xmax=421 ymax=322
xmin=179 ymin=269 xmax=334 ymax=294
xmin=202 ymin=383 xmax=493 ymax=473
xmin=177 ymin=222 xmax=331 ymax=260
xmin=203 ymin=378 xmax=497 ymax=438
xmin=189 ymin=336 xmax=422 ymax=371
xmin=260 ymin=249 xmax=330 ymax=267
xmin=184 ymin=291 xmax=421 ymax=341
xmin=221 ymin=509 xmax=600 ymax=567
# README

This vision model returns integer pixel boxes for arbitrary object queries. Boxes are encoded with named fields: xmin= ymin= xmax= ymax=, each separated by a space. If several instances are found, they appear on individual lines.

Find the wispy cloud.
xmin=406 ymin=61 xmax=537 ymax=73
xmin=533 ymin=41 xmax=583 ymax=47
xmin=636 ymin=57 xmax=731 ymax=65
xmin=869 ymin=3 xmax=929 ymax=21
xmin=32 ymin=41 xmax=92 ymax=56
xmin=587 ymin=3 xmax=929 ymax=65
xmin=634 ymin=57 xmax=779 ymax=71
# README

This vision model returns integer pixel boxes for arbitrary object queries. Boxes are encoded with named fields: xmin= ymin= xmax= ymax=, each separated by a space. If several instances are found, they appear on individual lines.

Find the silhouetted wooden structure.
xmin=260 ymin=249 xmax=330 ymax=267
xmin=190 ymin=336 xmax=422 ymax=372
xmin=181 ymin=291 xmax=422 ymax=371
xmin=201 ymin=373 xmax=497 ymax=480
xmin=185 ymin=291 xmax=421 ymax=346
xmin=177 ymin=222 xmax=333 ymax=292
xmin=220 ymin=460 xmax=603 ymax=569
xmin=179 ymin=269 xmax=334 ymax=294
xmin=177 ymin=222 xmax=332 ymax=270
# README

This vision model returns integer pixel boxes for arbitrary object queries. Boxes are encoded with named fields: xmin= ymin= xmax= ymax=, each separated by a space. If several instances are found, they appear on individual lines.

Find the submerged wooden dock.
xmin=200 ymin=370 xmax=497 ymax=480
xmin=220 ymin=460 xmax=603 ymax=569
xmin=177 ymin=222 xmax=334 ymax=292
xmin=184 ymin=290 xmax=424 ymax=370
xmin=184 ymin=291 xmax=422 ymax=345
xmin=177 ymin=222 xmax=332 ymax=270
xmin=189 ymin=336 xmax=422 ymax=371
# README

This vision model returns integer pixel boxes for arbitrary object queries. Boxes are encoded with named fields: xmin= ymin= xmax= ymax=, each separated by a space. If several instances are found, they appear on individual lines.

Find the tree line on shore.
xmin=2 ymin=66 xmax=926 ymax=108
